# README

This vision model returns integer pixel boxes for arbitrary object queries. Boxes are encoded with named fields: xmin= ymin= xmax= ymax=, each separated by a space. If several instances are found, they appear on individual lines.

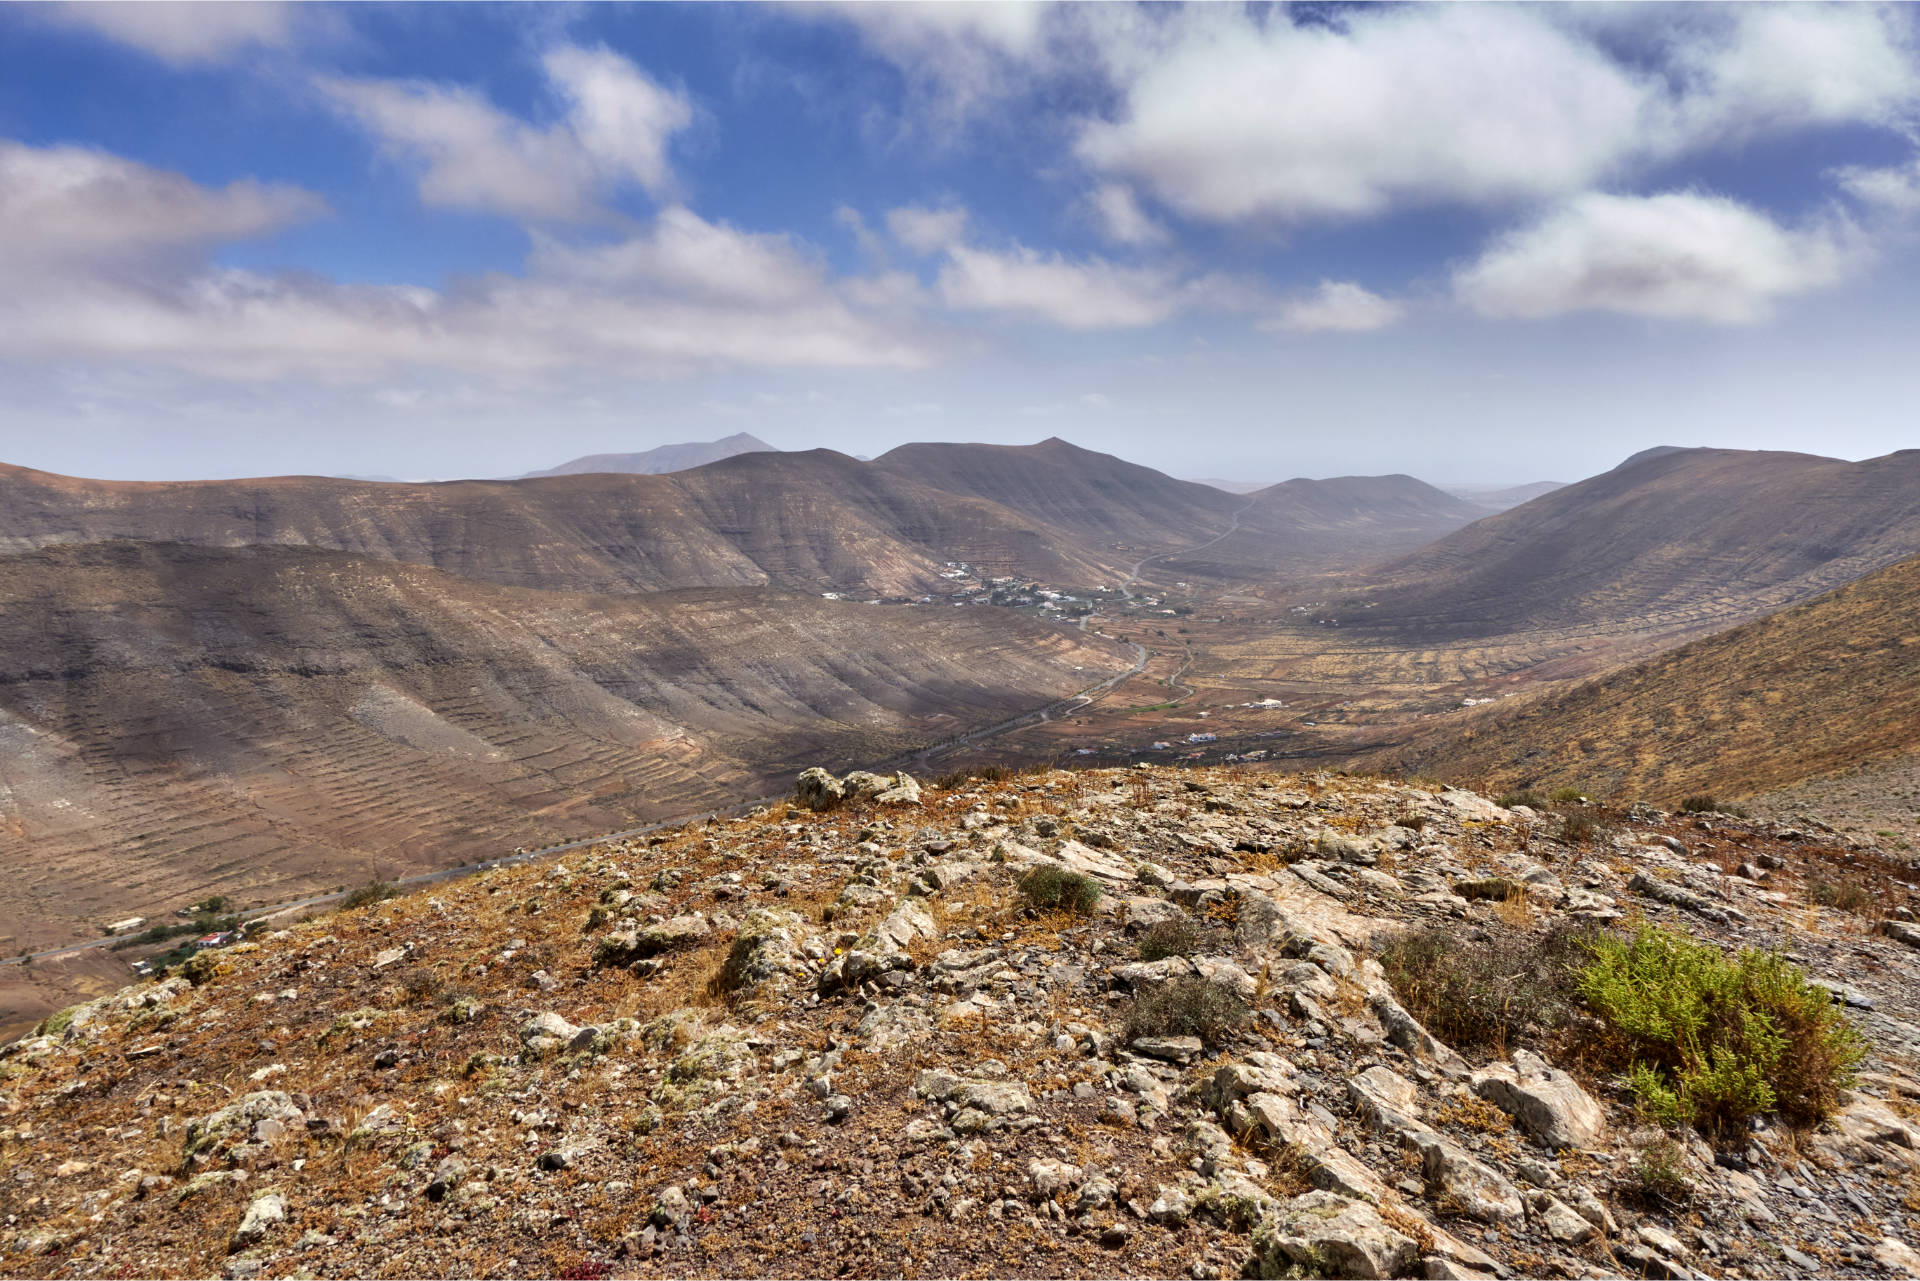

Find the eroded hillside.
xmin=4 ymin=767 xmax=1918 ymax=1280
xmin=0 ymin=541 xmax=1131 ymax=965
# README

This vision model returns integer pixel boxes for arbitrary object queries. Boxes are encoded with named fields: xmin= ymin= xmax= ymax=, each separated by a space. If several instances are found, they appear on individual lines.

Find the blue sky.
xmin=1 ymin=2 xmax=1917 ymax=484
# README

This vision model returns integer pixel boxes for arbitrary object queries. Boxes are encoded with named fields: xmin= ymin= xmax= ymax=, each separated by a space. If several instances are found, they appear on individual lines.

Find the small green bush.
xmin=1136 ymin=918 xmax=1213 ymax=962
xmin=1122 ymin=976 xmax=1249 ymax=1047
xmin=1627 ymin=1134 xmax=1694 ymax=1207
xmin=339 ymin=880 xmax=399 ymax=911
xmin=1549 ymin=786 xmax=1587 ymax=804
xmin=1019 ymin=864 xmax=1102 ymax=914
xmin=1576 ymin=925 xmax=1863 ymax=1133
xmin=1499 ymin=790 xmax=1548 ymax=811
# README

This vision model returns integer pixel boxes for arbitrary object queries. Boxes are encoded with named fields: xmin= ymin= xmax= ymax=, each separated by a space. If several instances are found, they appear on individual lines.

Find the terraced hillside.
xmin=1362 ymin=552 xmax=1920 ymax=805
xmin=0 ymin=451 xmax=1116 ymax=598
xmin=1340 ymin=447 xmax=1920 ymax=638
xmin=0 ymin=540 xmax=1131 ymax=961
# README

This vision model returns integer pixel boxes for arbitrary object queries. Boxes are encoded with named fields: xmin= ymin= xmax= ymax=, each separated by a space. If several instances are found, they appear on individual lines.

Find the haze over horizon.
xmin=3 ymin=1 xmax=1919 ymax=483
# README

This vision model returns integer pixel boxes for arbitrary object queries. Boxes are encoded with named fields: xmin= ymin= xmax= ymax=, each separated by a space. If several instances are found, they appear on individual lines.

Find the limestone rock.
xmin=229 ymin=1192 xmax=286 ymax=1251
xmin=1472 ymin=1049 xmax=1606 ymax=1150
xmin=1251 ymin=1191 xmax=1419 ymax=1280
xmin=796 ymin=767 xmax=845 ymax=811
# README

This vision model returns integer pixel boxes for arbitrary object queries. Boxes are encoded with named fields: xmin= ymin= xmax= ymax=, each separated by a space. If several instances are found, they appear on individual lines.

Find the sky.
xmin=2 ymin=2 xmax=1918 ymax=485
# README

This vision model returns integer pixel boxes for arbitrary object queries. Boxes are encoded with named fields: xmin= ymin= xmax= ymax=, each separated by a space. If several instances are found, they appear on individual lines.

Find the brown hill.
xmin=1362 ymin=551 xmax=1920 ymax=805
xmin=0 ymin=540 xmax=1131 ymax=957
xmin=1339 ymin=447 xmax=1920 ymax=638
xmin=871 ymin=437 xmax=1242 ymax=551
xmin=0 ymin=451 xmax=1113 ymax=597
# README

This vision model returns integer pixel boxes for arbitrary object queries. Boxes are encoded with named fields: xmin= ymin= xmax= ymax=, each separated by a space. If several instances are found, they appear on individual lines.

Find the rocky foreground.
xmin=3 ymin=766 xmax=1919 ymax=1280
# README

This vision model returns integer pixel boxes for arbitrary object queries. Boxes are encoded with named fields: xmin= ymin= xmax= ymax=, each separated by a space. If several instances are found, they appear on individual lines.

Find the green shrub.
xmin=1549 ymin=786 xmax=1587 ymax=804
xmin=1378 ymin=921 xmax=1597 ymax=1054
xmin=1019 ymin=864 xmax=1102 ymax=914
xmin=339 ymin=879 xmax=399 ymax=911
xmin=1498 ymin=790 xmax=1547 ymax=811
xmin=1575 ymin=925 xmax=1863 ymax=1133
xmin=1136 ymin=918 xmax=1214 ymax=962
xmin=1122 ymin=976 xmax=1249 ymax=1047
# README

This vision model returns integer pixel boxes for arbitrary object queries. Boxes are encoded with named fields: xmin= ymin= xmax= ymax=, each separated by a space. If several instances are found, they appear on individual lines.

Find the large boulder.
xmin=229 ymin=1191 xmax=287 ymax=1251
xmin=796 ymin=767 xmax=845 ymax=811
xmin=1472 ymin=1048 xmax=1607 ymax=1150
xmin=1251 ymin=1191 xmax=1419 ymax=1280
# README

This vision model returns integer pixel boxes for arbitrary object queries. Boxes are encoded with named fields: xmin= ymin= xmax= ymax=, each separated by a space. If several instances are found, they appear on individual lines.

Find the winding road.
xmin=1119 ymin=499 xmax=1258 ymax=601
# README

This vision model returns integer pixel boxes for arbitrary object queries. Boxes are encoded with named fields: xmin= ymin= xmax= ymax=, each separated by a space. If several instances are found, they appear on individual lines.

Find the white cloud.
xmin=886 ymin=204 xmax=970 ymax=254
xmin=1671 ymin=5 xmax=1920 ymax=140
xmin=0 ymin=140 xmax=935 ymax=380
xmin=41 ymin=1 xmax=302 ymax=65
xmin=1837 ymin=155 xmax=1920 ymax=215
xmin=819 ymin=1 xmax=1054 ymax=126
xmin=318 ymin=44 xmax=691 ymax=222
xmin=0 ymin=140 xmax=323 ymax=267
xmin=1072 ymin=5 xmax=1920 ymax=227
xmin=1453 ymin=191 xmax=1856 ymax=325
xmin=1076 ymin=6 xmax=1660 ymax=225
xmin=935 ymin=243 xmax=1189 ymax=329
xmin=1267 ymin=281 xmax=1404 ymax=334
xmin=1087 ymin=182 xmax=1168 ymax=247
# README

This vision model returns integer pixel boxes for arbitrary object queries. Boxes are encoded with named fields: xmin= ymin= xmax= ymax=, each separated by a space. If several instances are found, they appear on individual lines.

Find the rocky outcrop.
xmin=3 ymin=765 xmax=1916 ymax=1280
xmin=1472 ymin=1048 xmax=1607 ymax=1150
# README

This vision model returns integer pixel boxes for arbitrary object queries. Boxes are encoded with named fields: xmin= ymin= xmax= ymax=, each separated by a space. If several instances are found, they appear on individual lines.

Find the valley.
xmin=5 ymin=436 xmax=1920 ymax=1037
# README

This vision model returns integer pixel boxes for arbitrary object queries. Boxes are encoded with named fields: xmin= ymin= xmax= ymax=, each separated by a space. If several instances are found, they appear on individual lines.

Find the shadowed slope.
xmin=0 ymin=540 xmax=1131 ymax=952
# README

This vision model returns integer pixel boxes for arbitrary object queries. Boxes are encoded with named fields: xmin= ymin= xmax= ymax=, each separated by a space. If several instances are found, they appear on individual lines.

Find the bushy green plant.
xmin=1498 ymin=789 xmax=1547 ymax=811
xmin=1549 ymin=786 xmax=1587 ymax=804
xmin=1576 ymin=925 xmax=1863 ymax=1132
xmin=1122 ymin=976 xmax=1249 ymax=1047
xmin=1018 ymin=864 xmax=1102 ymax=914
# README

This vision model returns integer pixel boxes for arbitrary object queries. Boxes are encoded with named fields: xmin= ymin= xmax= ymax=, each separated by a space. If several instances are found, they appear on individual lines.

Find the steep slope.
xmin=0 ymin=450 xmax=1116 ymax=597
xmin=1363 ymin=552 xmax=1920 ymax=804
xmin=1157 ymin=474 xmax=1484 ymax=580
xmin=0 ymin=540 xmax=1132 ymax=956
xmin=1341 ymin=447 xmax=1920 ymax=638
xmin=521 ymin=432 xmax=776 ymax=478
xmin=872 ymin=437 xmax=1243 ymax=551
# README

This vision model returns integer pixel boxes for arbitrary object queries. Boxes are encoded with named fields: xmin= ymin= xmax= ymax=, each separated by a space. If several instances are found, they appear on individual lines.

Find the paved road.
xmin=1 ymin=630 xmax=1152 ymax=971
